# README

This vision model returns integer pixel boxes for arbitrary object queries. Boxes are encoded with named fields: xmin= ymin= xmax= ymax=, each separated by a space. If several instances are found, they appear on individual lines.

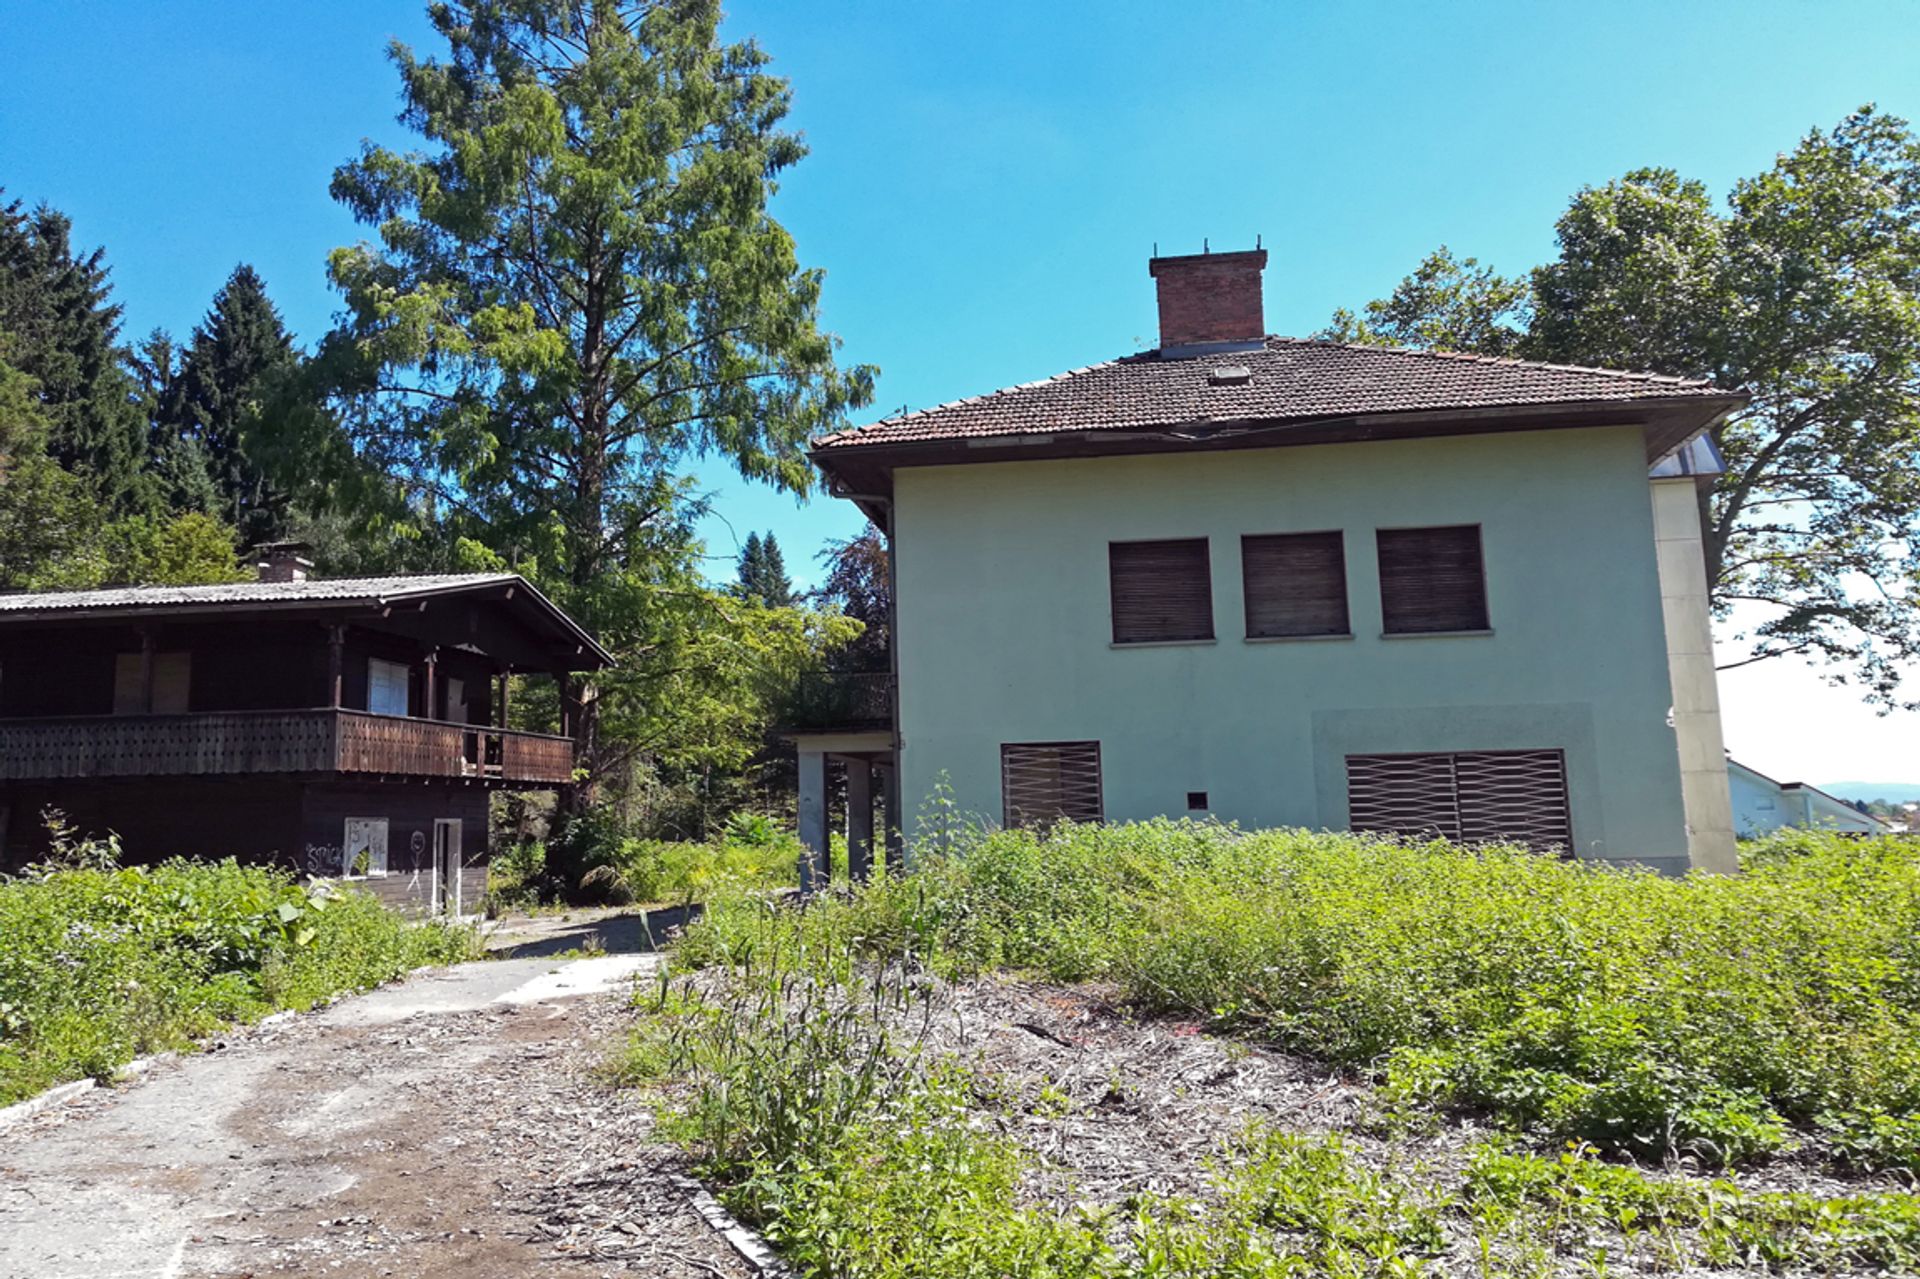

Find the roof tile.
xmin=814 ymin=337 xmax=1729 ymax=450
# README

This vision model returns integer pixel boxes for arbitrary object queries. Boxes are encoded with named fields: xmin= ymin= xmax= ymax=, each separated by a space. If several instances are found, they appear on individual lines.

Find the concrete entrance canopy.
xmin=786 ymin=729 xmax=898 ymax=891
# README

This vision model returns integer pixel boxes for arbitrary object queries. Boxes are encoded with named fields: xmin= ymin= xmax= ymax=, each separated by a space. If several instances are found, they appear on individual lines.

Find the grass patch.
xmin=0 ymin=858 xmax=477 ymax=1104
xmin=621 ymin=822 xmax=1920 ymax=1276
xmin=678 ymin=822 xmax=1920 ymax=1169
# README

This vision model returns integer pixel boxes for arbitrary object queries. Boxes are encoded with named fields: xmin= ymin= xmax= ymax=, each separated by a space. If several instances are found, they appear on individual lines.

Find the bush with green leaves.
xmin=0 ymin=858 xmax=476 ymax=1104
xmin=678 ymin=823 xmax=1920 ymax=1169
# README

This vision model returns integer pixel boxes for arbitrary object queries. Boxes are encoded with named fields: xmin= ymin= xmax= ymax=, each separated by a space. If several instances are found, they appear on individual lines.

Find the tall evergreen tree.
xmin=0 ymin=194 xmax=149 ymax=514
xmin=736 ymin=529 xmax=793 ymax=607
xmin=318 ymin=1 xmax=874 ymax=828
xmin=154 ymin=265 xmax=299 ymax=544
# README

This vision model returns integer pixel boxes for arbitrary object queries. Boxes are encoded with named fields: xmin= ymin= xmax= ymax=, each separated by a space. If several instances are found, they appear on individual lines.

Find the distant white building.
xmin=1728 ymin=758 xmax=1888 ymax=837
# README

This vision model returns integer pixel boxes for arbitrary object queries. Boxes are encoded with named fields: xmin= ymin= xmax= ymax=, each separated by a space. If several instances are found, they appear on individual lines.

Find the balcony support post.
xmin=138 ymin=628 xmax=156 ymax=713
xmin=797 ymin=746 xmax=828 ymax=893
xmin=422 ymin=648 xmax=438 ymax=720
xmin=496 ymin=668 xmax=511 ymax=728
xmin=326 ymin=625 xmax=344 ymax=708
xmin=880 ymin=757 xmax=902 ymax=872
xmin=846 ymin=757 xmax=874 ymax=881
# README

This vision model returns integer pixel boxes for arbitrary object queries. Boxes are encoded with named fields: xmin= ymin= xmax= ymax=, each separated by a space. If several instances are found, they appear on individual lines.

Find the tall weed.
xmin=678 ymin=823 xmax=1920 ymax=1166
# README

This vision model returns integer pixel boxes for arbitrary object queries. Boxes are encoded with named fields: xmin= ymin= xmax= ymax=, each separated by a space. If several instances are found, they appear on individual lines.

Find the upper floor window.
xmin=1242 ymin=531 xmax=1349 ymax=638
xmin=112 ymin=651 xmax=190 ymax=714
xmin=1376 ymin=525 xmax=1489 ymax=634
xmin=368 ymin=657 xmax=411 ymax=717
xmin=1109 ymin=538 xmax=1213 ymax=644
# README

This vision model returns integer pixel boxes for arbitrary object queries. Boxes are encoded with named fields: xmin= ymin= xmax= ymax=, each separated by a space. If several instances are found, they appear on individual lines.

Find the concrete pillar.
xmin=797 ymin=746 xmax=828 ymax=892
xmin=1651 ymin=477 xmax=1739 ymax=874
xmin=846 ymin=758 xmax=874 ymax=881
xmin=880 ymin=759 xmax=903 ymax=871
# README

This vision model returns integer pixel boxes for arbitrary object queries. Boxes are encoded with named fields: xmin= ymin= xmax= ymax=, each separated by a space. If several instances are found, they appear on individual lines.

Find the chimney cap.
xmin=1148 ymin=247 xmax=1268 ymax=276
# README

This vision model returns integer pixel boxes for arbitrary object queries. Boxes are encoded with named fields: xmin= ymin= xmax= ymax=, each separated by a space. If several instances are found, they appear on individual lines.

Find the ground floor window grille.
xmin=1345 ymin=749 xmax=1571 ymax=851
xmin=1001 ymin=741 xmax=1103 ymax=829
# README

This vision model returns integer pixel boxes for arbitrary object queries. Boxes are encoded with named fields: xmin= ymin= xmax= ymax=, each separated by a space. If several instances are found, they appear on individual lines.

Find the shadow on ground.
xmin=487 ymin=903 xmax=704 ymax=959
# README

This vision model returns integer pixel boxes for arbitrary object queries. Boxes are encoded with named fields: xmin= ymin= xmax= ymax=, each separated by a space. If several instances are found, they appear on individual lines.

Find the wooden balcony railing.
xmin=0 ymin=709 xmax=576 ymax=786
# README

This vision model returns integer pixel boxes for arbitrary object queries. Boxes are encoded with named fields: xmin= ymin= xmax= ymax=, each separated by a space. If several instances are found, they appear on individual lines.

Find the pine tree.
xmin=154 ymin=265 xmax=299 ymax=544
xmin=0 ymin=194 xmax=149 ymax=514
xmin=737 ymin=531 xmax=764 ymax=598
xmin=757 ymin=533 xmax=793 ymax=608
xmin=736 ymin=530 xmax=795 ymax=607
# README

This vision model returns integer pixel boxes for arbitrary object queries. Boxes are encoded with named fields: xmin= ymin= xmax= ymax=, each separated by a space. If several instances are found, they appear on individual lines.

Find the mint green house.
xmin=802 ymin=249 xmax=1744 ymax=878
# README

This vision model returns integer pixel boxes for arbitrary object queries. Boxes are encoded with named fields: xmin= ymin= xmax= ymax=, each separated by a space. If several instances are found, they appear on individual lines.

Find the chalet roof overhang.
xmin=812 ymin=393 xmax=1749 ymax=530
xmin=0 ymin=573 xmax=614 ymax=672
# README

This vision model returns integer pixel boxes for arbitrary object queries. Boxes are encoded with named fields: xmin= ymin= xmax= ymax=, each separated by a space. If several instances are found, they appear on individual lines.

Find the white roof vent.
xmin=1208 ymin=364 xmax=1252 ymax=386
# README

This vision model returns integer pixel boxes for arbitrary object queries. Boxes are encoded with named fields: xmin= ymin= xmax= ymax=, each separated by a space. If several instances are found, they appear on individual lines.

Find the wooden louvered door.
xmin=1345 ymin=749 xmax=1571 ymax=852
xmin=1109 ymin=538 xmax=1213 ymax=643
xmin=1001 ymin=741 xmax=1104 ymax=829
xmin=1376 ymin=525 xmax=1489 ymax=634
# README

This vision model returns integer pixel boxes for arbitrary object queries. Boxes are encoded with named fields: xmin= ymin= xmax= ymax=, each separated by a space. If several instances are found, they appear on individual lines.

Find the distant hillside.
xmin=1821 ymin=782 xmax=1920 ymax=804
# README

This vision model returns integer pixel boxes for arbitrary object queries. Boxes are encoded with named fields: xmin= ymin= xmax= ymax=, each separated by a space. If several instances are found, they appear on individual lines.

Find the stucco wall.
xmin=891 ymin=425 xmax=1691 ymax=870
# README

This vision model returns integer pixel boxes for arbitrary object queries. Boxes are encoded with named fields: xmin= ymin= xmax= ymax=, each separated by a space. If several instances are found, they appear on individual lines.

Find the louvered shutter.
xmin=1346 ymin=752 xmax=1463 ymax=840
xmin=1110 ymin=539 xmax=1213 ymax=643
xmin=1242 ymin=532 xmax=1348 ymax=637
xmin=1376 ymin=525 xmax=1489 ymax=634
xmin=1455 ymin=751 xmax=1572 ymax=848
xmin=1001 ymin=741 xmax=1103 ymax=828
xmin=1345 ymin=749 xmax=1571 ymax=851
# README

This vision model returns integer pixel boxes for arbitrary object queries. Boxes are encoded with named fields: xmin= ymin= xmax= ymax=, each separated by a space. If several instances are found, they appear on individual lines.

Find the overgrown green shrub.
xmin=0 ymin=859 xmax=476 ymax=1103
xmin=678 ymin=823 xmax=1920 ymax=1167
xmin=623 ymin=930 xmax=1105 ymax=1278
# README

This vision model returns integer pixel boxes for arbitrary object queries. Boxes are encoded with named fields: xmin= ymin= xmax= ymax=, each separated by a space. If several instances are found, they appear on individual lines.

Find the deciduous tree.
xmin=1321 ymin=108 xmax=1920 ymax=708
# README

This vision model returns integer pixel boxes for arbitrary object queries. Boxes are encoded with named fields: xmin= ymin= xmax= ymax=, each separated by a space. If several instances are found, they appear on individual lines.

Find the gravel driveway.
xmin=0 ymin=955 xmax=754 ymax=1279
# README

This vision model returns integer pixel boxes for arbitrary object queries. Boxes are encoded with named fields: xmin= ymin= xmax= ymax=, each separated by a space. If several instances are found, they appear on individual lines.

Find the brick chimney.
xmin=1149 ymin=246 xmax=1268 ymax=354
xmin=255 ymin=542 xmax=315 ymax=583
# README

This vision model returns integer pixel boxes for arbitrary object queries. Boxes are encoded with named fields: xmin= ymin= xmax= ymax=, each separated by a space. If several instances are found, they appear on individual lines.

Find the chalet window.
xmin=1242 ymin=531 xmax=1348 ymax=637
xmin=1346 ymin=749 xmax=1571 ymax=851
xmin=343 ymin=817 xmax=389 ymax=877
xmin=368 ymin=657 xmax=411 ymax=717
xmin=111 ymin=651 xmax=190 ymax=714
xmin=1001 ymin=741 xmax=1103 ymax=829
xmin=1109 ymin=538 xmax=1213 ymax=644
xmin=1376 ymin=525 xmax=1489 ymax=634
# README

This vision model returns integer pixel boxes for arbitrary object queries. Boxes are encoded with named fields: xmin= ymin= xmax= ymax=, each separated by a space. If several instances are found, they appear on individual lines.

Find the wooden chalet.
xmin=0 ymin=546 xmax=611 ymax=915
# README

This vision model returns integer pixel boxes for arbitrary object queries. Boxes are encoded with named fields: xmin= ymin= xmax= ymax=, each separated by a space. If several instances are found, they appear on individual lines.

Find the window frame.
xmin=1000 ymin=740 xmax=1104 ymax=829
xmin=1107 ymin=536 xmax=1215 ymax=646
xmin=367 ymin=657 xmax=412 ymax=718
xmin=342 ymin=816 xmax=390 ymax=878
xmin=1374 ymin=523 xmax=1491 ymax=636
xmin=1240 ymin=529 xmax=1351 ymax=639
xmin=1344 ymin=748 xmax=1572 ymax=853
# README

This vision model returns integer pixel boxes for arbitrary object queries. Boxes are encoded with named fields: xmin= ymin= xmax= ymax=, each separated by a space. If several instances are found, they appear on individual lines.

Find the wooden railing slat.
xmin=0 ymin=711 xmax=573 ymax=785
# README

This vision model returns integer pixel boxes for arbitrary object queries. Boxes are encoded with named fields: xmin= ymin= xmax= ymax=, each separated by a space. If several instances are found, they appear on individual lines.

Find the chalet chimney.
xmin=1148 ymin=246 xmax=1268 ymax=354
xmin=255 ymin=542 xmax=315 ymax=584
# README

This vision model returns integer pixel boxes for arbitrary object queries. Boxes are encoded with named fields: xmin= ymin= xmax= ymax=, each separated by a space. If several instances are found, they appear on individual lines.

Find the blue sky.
xmin=3 ymin=1 xmax=1916 ymax=785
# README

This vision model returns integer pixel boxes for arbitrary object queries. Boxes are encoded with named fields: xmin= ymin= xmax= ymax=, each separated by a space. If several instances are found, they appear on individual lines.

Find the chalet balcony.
xmin=780 ymin=671 xmax=894 ymax=735
xmin=0 ymin=709 xmax=576 ymax=787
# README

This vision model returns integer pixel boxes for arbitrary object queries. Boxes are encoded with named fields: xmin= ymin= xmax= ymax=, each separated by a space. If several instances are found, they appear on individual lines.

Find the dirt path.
xmin=0 ymin=956 xmax=754 ymax=1279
